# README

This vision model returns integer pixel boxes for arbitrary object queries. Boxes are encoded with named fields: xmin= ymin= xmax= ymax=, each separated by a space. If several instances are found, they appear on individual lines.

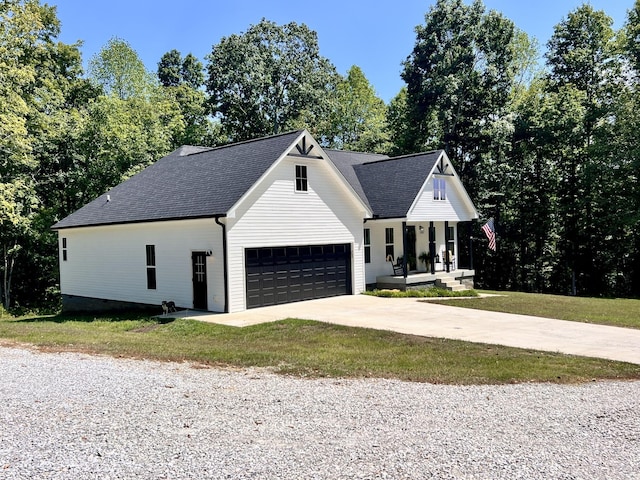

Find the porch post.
xmin=402 ymin=221 xmax=408 ymax=278
xmin=429 ymin=221 xmax=436 ymax=274
xmin=444 ymin=221 xmax=450 ymax=273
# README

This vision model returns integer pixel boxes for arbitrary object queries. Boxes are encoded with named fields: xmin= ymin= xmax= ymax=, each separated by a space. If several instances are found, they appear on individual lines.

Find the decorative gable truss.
xmin=406 ymin=151 xmax=477 ymax=223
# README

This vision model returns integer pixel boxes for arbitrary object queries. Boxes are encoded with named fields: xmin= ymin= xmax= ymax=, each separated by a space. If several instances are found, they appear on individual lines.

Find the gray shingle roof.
xmin=324 ymin=149 xmax=389 ymax=210
xmin=53 ymin=130 xmax=444 ymax=230
xmin=52 ymin=130 xmax=303 ymax=229
xmin=326 ymin=150 xmax=442 ymax=219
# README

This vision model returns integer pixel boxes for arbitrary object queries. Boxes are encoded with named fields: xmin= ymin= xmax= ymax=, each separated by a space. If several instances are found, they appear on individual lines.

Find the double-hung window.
xmin=364 ymin=228 xmax=371 ymax=264
xmin=146 ymin=245 xmax=156 ymax=290
xmin=62 ymin=238 xmax=68 ymax=261
xmin=433 ymin=177 xmax=446 ymax=200
xmin=385 ymin=228 xmax=394 ymax=260
xmin=295 ymin=165 xmax=308 ymax=192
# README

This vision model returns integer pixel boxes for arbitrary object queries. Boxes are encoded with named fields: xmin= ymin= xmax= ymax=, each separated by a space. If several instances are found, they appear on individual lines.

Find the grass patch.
xmin=426 ymin=291 xmax=640 ymax=330
xmin=365 ymin=287 xmax=479 ymax=298
xmin=0 ymin=312 xmax=638 ymax=384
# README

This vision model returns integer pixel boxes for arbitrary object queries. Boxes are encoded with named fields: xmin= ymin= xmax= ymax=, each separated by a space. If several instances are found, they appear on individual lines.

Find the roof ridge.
xmin=361 ymin=150 xmax=442 ymax=165
xmin=181 ymin=130 xmax=304 ymax=157
xmin=325 ymin=148 xmax=389 ymax=158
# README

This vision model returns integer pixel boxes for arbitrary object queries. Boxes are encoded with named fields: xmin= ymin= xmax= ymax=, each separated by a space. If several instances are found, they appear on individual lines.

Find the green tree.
xmin=400 ymin=0 xmax=519 ymax=290
xmin=612 ymin=0 xmax=640 ymax=295
xmin=206 ymin=18 xmax=339 ymax=141
xmin=401 ymin=0 xmax=516 ymax=195
xmin=88 ymin=37 xmax=155 ymax=100
xmin=0 ymin=0 xmax=86 ymax=309
xmin=181 ymin=53 xmax=205 ymax=90
xmin=157 ymin=49 xmax=215 ymax=146
xmin=157 ymin=49 xmax=182 ymax=87
xmin=387 ymin=88 xmax=413 ymax=156
xmin=544 ymin=5 xmax=620 ymax=295
xmin=323 ymin=65 xmax=390 ymax=153
xmin=78 ymin=92 xmax=183 ymax=202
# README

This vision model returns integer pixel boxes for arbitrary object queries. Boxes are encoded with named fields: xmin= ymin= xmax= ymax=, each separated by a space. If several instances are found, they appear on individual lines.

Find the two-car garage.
xmin=245 ymin=244 xmax=352 ymax=309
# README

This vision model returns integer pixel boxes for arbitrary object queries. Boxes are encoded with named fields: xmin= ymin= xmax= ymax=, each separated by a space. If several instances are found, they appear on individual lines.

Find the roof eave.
xmin=51 ymin=213 xmax=227 ymax=231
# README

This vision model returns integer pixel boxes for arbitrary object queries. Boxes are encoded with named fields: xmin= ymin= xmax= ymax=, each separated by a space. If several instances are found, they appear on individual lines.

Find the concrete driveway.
xmin=178 ymin=294 xmax=640 ymax=365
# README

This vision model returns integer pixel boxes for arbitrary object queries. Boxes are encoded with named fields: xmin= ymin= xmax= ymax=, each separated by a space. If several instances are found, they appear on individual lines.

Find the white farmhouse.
xmin=52 ymin=130 xmax=478 ymax=313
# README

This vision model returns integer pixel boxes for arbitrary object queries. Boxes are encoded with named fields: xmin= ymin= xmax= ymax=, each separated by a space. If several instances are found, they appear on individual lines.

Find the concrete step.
xmin=435 ymin=277 xmax=468 ymax=292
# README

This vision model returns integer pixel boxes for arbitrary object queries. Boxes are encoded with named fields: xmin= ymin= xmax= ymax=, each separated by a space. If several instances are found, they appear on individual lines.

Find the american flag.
xmin=482 ymin=218 xmax=496 ymax=251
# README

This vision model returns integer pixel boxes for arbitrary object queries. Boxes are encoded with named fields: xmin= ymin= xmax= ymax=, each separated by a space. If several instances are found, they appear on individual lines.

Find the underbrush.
xmin=365 ymin=287 xmax=478 ymax=298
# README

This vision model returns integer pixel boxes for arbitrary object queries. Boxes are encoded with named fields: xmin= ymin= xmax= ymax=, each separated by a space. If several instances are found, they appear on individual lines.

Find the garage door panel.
xmin=245 ymin=244 xmax=351 ymax=309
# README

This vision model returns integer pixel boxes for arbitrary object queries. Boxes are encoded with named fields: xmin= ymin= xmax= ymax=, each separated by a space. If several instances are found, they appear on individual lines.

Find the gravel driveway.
xmin=1 ymin=345 xmax=639 ymax=479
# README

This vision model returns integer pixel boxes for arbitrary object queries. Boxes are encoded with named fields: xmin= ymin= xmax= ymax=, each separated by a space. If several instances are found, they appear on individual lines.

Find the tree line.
xmin=1 ymin=0 xmax=639 ymax=311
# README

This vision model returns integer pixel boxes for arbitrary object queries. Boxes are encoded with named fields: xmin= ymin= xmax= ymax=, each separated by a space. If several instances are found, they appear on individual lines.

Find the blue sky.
xmin=52 ymin=0 xmax=632 ymax=103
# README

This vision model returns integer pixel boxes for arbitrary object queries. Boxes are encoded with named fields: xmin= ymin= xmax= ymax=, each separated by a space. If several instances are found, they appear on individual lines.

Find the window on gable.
xmin=385 ymin=227 xmax=394 ymax=260
xmin=295 ymin=165 xmax=308 ymax=192
xmin=364 ymin=228 xmax=371 ymax=264
xmin=146 ymin=245 xmax=156 ymax=290
xmin=433 ymin=177 xmax=446 ymax=200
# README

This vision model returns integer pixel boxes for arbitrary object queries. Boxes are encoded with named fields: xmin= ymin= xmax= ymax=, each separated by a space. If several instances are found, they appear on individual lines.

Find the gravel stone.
xmin=1 ymin=345 xmax=638 ymax=479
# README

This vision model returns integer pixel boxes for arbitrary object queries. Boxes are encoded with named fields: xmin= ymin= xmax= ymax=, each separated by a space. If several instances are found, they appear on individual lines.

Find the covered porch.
xmin=365 ymin=219 xmax=476 ymax=291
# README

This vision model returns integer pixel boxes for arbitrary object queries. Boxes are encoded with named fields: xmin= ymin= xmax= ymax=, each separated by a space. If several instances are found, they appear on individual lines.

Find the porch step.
xmin=435 ymin=276 xmax=468 ymax=292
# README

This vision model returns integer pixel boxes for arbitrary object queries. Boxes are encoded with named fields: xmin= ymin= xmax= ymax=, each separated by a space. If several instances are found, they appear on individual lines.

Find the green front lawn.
xmin=426 ymin=291 xmax=640 ymax=329
xmin=0 ymin=312 xmax=638 ymax=384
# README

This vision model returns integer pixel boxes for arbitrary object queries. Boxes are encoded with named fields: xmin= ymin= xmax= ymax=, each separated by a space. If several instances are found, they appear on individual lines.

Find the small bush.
xmin=365 ymin=287 xmax=478 ymax=298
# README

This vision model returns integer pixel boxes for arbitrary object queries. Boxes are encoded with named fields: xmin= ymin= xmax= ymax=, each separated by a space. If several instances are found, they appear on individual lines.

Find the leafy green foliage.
xmin=364 ymin=288 xmax=478 ymax=298
xmin=321 ymin=65 xmax=391 ymax=153
xmin=205 ymin=18 xmax=339 ymax=141
xmin=157 ymin=49 xmax=217 ymax=146
xmin=88 ymin=37 xmax=155 ymax=100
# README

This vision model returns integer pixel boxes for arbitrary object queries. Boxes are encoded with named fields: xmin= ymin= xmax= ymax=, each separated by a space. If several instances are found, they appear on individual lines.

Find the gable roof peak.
xmin=173 ymin=145 xmax=214 ymax=157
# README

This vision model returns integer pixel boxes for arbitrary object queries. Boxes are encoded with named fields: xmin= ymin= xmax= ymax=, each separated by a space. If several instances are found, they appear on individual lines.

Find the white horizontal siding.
xmin=364 ymin=221 xmax=457 ymax=284
xmin=58 ymin=219 xmax=225 ymax=312
xmin=408 ymin=176 xmax=475 ymax=222
xmin=226 ymin=156 xmax=366 ymax=312
xmin=364 ymin=221 xmax=398 ymax=283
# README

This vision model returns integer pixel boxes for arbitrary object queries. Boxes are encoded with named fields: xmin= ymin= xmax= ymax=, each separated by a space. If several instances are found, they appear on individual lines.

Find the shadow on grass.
xmin=9 ymin=309 xmax=173 ymax=325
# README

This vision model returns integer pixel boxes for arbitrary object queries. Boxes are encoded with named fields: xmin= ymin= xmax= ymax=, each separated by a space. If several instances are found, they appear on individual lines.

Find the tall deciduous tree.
xmin=0 ymin=0 xmax=89 ymax=309
xmin=400 ymin=0 xmax=516 ymax=198
xmin=89 ymin=37 xmax=154 ymax=100
xmin=544 ymin=5 xmax=620 ymax=295
xmin=206 ymin=18 xmax=339 ymax=141
xmin=322 ymin=65 xmax=390 ymax=153
xmin=157 ymin=49 xmax=215 ymax=146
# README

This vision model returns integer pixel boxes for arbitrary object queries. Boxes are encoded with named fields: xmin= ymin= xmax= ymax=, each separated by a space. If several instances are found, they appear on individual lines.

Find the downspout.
xmin=214 ymin=215 xmax=229 ymax=313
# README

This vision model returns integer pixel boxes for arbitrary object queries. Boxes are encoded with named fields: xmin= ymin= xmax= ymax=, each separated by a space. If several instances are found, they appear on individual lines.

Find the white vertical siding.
xmin=59 ymin=218 xmax=225 ymax=312
xmin=226 ymin=156 xmax=367 ymax=312
xmin=408 ymin=176 xmax=475 ymax=222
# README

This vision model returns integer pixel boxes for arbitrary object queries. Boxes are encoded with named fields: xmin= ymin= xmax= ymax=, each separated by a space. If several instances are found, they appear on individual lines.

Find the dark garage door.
xmin=245 ymin=244 xmax=352 ymax=309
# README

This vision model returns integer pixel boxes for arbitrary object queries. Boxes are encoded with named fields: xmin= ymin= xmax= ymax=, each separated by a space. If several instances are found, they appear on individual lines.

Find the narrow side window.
xmin=364 ymin=228 xmax=371 ymax=264
xmin=385 ymin=228 xmax=394 ymax=260
xmin=146 ymin=245 xmax=156 ymax=290
xmin=62 ymin=237 xmax=68 ymax=261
